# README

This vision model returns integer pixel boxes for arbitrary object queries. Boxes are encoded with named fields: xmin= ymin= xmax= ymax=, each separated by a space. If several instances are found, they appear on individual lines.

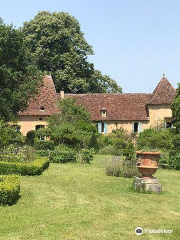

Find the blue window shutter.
xmin=104 ymin=123 xmax=108 ymax=134
xmin=138 ymin=122 xmax=142 ymax=133
xmin=98 ymin=123 xmax=102 ymax=133
xmin=132 ymin=122 xmax=134 ymax=133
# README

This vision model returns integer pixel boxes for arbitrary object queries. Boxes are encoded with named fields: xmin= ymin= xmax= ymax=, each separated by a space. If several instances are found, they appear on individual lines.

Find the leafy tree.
xmin=0 ymin=19 xmax=41 ymax=121
xmin=137 ymin=128 xmax=173 ymax=150
xmin=0 ymin=121 xmax=24 ymax=150
xmin=169 ymin=90 xmax=180 ymax=169
xmin=171 ymin=85 xmax=180 ymax=133
xmin=22 ymin=11 xmax=122 ymax=93
xmin=48 ymin=98 xmax=97 ymax=147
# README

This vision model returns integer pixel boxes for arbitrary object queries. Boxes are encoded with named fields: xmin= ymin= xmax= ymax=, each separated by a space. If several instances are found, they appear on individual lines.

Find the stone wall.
xmin=18 ymin=116 xmax=48 ymax=136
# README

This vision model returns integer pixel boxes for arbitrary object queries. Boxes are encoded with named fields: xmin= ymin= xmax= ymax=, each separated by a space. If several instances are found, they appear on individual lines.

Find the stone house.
xmin=18 ymin=75 xmax=176 ymax=136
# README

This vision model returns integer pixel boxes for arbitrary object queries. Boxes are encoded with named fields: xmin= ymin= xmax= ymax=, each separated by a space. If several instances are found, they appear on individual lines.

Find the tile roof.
xmin=19 ymin=75 xmax=59 ymax=116
xmin=148 ymin=77 xmax=176 ymax=105
xmin=65 ymin=93 xmax=152 ymax=121
xmin=19 ymin=75 xmax=176 ymax=121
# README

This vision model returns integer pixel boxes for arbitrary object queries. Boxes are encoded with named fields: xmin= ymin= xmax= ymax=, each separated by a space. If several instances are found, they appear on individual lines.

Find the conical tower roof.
xmin=19 ymin=75 xmax=59 ymax=116
xmin=148 ymin=75 xmax=176 ymax=105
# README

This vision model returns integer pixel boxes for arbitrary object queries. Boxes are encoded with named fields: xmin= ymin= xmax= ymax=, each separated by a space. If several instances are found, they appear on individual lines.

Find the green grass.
xmin=0 ymin=155 xmax=180 ymax=240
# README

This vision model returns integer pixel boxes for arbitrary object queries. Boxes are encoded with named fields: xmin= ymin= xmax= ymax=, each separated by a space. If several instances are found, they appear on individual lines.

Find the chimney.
xmin=60 ymin=90 xmax=65 ymax=99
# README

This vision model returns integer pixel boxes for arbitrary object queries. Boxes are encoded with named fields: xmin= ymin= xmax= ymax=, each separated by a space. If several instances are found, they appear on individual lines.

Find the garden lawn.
xmin=0 ymin=155 xmax=180 ymax=240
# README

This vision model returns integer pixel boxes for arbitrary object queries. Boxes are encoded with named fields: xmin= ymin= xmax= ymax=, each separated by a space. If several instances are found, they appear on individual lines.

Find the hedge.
xmin=34 ymin=140 xmax=54 ymax=150
xmin=36 ymin=150 xmax=50 ymax=157
xmin=0 ymin=175 xmax=20 ymax=205
xmin=0 ymin=157 xmax=49 ymax=175
xmin=50 ymin=150 xmax=76 ymax=163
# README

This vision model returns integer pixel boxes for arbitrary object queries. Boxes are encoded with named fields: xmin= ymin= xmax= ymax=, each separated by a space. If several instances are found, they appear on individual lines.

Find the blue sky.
xmin=1 ymin=0 xmax=180 ymax=93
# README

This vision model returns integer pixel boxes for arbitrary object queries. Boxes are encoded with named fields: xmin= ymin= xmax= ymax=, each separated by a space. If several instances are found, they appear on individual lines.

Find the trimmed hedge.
xmin=0 ymin=154 xmax=21 ymax=162
xmin=36 ymin=150 xmax=50 ymax=157
xmin=34 ymin=140 xmax=54 ymax=150
xmin=0 ymin=157 xmax=49 ymax=175
xmin=0 ymin=175 xmax=20 ymax=205
xmin=50 ymin=150 xmax=76 ymax=163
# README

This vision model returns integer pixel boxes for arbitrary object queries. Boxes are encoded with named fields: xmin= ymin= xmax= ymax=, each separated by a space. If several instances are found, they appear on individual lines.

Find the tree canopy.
xmin=48 ymin=98 xmax=97 ymax=147
xmin=22 ymin=11 xmax=122 ymax=93
xmin=0 ymin=19 xmax=41 ymax=121
xmin=171 ymin=84 xmax=180 ymax=133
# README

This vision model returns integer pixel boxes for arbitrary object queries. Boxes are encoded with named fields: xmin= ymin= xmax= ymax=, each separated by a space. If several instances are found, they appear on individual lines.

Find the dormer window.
xmin=40 ymin=106 xmax=45 ymax=111
xmin=101 ymin=110 xmax=107 ymax=117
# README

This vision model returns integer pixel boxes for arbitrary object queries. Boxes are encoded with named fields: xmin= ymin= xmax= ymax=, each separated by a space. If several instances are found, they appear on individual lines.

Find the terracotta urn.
xmin=136 ymin=151 xmax=161 ymax=178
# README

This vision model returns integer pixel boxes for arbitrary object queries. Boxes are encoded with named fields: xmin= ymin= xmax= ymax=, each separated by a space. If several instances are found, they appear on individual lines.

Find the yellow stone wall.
xmin=103 ymin=105 xmax=173 ymax=134
xmin=18 ymin=116 xmax=48 ymax=136
xmin=17 ymin=105 xmax=173 ymax=136
xmin=148 ymin=104 xmax=173 ymax=128
xmin=106 ymin=120 xmax=149 ymax=134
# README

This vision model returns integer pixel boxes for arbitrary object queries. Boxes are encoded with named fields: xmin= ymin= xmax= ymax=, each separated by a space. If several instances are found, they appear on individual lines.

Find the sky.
xmin=0 ymin=0 xmax=180 ymax=93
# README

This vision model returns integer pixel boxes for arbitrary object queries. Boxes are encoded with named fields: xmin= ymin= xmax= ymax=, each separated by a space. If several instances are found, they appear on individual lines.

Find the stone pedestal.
xmin=134 ymin=177 xmax=162 ymax=193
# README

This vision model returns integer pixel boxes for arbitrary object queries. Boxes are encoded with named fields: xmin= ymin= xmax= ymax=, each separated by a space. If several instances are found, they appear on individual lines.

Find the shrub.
xmin=105 ymin=156 xmax=139 ymax=178
xmin=97 ymin=128 xmax=135 ymax=158
xmin=22 ymin=146 xmax=36 ymax=162
xmin=26 ymin=130 xmax=36 ymax=146
xmin=36 ymin=150 xmax=50 ymax=157
xmin=78 ymin=149 xmax=94 ymax=164
xmin=0 ymin=157 xmax=49 ymax=175
xmin=99 ymin=145 xmax=122 ymax=156
xmin=0 ymin=145 xmax=36 ymax=163
xmin=137 ymin=128 xmax=173 ymax=150
xmin=50 ymin=149 xmax=76 ymax=163
xmin=34 ymin=140 xmax=54 ymax=150
xmin=0 ymin=175 xmax=20 ymax=205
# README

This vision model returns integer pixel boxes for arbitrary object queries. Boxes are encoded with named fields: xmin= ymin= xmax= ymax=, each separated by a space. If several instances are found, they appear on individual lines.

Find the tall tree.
xmin=0 ymin=19 xmax=41 ymax=121
xmin=171 ymin=85 xmax=180 ymax=133
xmin=22 ymin=11 xmax=122 ymax=93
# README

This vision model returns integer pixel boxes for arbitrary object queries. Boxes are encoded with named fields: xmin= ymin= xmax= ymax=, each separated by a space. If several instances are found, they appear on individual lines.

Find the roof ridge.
xmin=64 ymin=93 xmax=152 ymax=96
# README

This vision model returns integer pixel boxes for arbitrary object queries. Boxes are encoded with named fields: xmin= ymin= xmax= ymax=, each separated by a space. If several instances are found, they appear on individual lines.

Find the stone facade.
xmin=17 ymin=75 xmax=176 ymax=136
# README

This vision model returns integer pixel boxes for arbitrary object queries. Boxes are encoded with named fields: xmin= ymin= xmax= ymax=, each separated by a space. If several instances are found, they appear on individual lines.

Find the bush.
xmin=0 ymin=145 xmax=36 ymax=163
xmin=78 ymin=149 xmax=94 ymax=164
xmin=50 ymin=149 xmax=76 ymax=163
xmin=105 ymin=156 xmax=139 ymax=178
xmin=99 ymin=145 xmax=122 ymax=156
xmin=36 ymin=150 xmax=50 ymax=157
xmin=97 ymin=128 xmax=135 ymax=158
xmin=169 ymin=149 xmax=180 ymax=170
xmin=0 ymin=157 xmax=49 ymax=175
xmin=137 ymin=128 xmax=173 ymax=150
xmin=0 ymin=175 xmax=20 ymax=205
xmin=34 ymin=140 xmax=54 ymax=150
xmin=26 ymin=130 xmax=36 ymax=146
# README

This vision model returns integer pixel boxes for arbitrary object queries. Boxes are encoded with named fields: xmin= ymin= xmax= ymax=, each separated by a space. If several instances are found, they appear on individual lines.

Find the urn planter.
xmin=136 ymin=151 xmax=161 ymax=178
xmin=134 ymin=151 xmax=162 ymax=193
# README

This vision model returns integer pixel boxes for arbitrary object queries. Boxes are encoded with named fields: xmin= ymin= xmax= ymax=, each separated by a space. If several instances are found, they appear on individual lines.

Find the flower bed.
xmin=0 ymin=175 xmax=20 ymax=205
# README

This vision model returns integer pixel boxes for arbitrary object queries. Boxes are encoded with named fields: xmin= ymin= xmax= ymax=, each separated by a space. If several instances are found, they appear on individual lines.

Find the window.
xmin=40 ymin=106 xmax=45 ymax=111
xmin=35 ymin=125 xmax=45 ymax=131
xmin=101 ymin=123 xmax=105 ymax=133
xmin=166 ymin=122 xmax=172 ymax=129
xmin=11 ymin=125 xmax=21 ymax=132
xmin=98 ymin=122 xmax=108 ymax=134
xmin=35 ymin=125 xmax=45 ymax=141
xmin=101 ymin=110 xmax=107 ymax=117
xmin=132 ymin=122 xmax=142 ymax=133
xmin=134 ymin=122 xmax=138 ymax=133
xmin=39 ymin=117 xmax=43 ymax=121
